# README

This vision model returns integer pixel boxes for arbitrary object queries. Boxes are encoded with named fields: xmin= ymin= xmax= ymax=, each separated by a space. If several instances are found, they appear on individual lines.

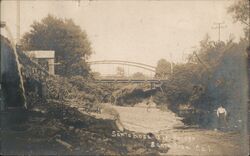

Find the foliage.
xmin=44 ymin=76 xmax=105 ymax=113
xmin=228 ymin=0 xmax=249 ymax=39
xmin=91 ymin=71 xmax=101 ymax=79
xmin=113 ymin=84 xmax=154 ymax=106
xmin=156 ymin=35 xmax=248 ymax=129
xmin=155 ymin=59 xmax=171 ymax=79
xmin=116 ymin=66 xmax=125 ymax=77
xmin=131 ymin=72 xmax=146 ymax=79
xmin=228 ymin=0 xmax=249 ymax=26
xmin=21 ymin=15 xmax=93 ymax=77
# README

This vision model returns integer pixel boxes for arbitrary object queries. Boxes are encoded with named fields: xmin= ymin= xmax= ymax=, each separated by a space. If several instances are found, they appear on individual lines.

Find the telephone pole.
xmin=16 ymin=0 xmax=21 ymax=45
xmin=212 ymin=22 xmax=227 ymax=42
xmin=169 ymin=52 xmax=173 ymax=75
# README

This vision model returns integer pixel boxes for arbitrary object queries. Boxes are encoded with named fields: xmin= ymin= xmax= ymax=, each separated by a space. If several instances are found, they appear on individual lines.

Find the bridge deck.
xmin=94 ymin=79 xmax=167 ymax=83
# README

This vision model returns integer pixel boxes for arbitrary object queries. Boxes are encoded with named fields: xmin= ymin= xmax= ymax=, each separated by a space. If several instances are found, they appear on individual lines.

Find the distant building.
xmin=25 ymin=50 xmax=55 ymax=75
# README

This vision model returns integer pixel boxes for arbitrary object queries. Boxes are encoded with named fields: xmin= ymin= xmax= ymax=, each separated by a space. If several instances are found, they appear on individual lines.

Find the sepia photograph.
xmin=0 ymin=0 xmax=249 ymax=155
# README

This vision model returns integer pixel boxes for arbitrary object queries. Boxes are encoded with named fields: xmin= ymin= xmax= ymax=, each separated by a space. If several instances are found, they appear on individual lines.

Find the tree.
xmin=116 ymin=66 xmax=125 ymax=77
xmin=228 ymin=0 xmax=249 ymax=26
xmin=228 ymin=0 xmax=249 ymax=39
xmin=155 ymin=59 xmax=171 ymax=79
xmin=21 ymin=15 xmax=93 ymax=77
xmin=157 ymin=38 xmax=248 ymax=128
xmin=131 ymin=72 xmax=146 ymax=79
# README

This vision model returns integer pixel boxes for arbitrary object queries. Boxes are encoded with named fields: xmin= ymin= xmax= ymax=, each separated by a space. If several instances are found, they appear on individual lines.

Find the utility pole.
xmin=169 ymin=52 xmax=173 ymax=75
xmin=16 ymin=0 xmax=20 ymax=45
xmin=212 ymin=22 xmax=227 ymax=42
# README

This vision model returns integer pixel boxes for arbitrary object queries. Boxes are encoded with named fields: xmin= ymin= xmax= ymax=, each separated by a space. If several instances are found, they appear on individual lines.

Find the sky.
xmin=0 ymin=0 xmax=245 ymax=76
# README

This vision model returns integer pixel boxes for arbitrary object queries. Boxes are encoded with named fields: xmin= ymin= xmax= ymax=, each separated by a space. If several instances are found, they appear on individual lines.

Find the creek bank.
xmin=1 ymin=98 xmax=161 ymax=155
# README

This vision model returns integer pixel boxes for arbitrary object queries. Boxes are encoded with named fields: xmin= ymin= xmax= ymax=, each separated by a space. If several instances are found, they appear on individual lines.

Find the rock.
xmin=135 ymin=148 xmax=146 ymax=154
xmin=69 ymin=126 xmax=74 ymax=131
xmin=75 ymin=128 xmax=80 ymax=133
xmin=56 ymin=138 xmax=73 ymax=149
xmin=74 ymin=147 xmax=80 ymax=151
xmin=80 ymin=129 xmax=85 ymax=133
xmin=78 ymin=108 xmax=85 ymax=111
xmin=80 ymin=142 xmax=84 ymax=145
xmin=97 ymin=138 xmax=102 ymax=142
xmin=103 ymin=138 xmax=109 ymax=142
xmin=55 ymin=134 xmax=61 ymax=138
xmin=100 ymin=147 xmax=105 ymax=151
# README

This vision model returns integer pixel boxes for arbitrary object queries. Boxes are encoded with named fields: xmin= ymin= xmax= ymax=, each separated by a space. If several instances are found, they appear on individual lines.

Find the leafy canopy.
xmin=155 ymin=58 xmax=171 ymax=79
xmin=228 ymin=0 xmax=249 ymax=39
xmin=21 ymin=15 xmax=93 ymax=77
xmin=131 ymin=72 xmax=146 ymax=79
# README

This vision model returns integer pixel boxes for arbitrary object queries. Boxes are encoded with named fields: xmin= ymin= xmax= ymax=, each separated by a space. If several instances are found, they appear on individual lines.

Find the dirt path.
xmin=111 ymin=103 xmax=247 ymax=155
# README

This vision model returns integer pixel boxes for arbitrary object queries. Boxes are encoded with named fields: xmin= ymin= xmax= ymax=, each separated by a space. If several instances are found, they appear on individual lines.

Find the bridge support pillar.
xmin=48 ymin=58 xmax=55 ymax=75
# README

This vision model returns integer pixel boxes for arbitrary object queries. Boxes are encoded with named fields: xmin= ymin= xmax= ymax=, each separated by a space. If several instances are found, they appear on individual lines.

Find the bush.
xmin=155 ymin=38 xmax=248 ymax=129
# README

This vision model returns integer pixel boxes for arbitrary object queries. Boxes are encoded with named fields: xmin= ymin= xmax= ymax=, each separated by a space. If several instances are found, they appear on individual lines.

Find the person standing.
xmin=216 ymin=105 xmax=228 ymax=130
xmin=146 ymin=96 xmax=153 ymax=112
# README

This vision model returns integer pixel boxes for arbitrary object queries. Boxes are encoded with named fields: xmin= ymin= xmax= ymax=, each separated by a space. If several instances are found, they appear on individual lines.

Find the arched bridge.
xmin=87 ymin=60 xmax=169 ymax=87
xmin=87 ymin=60 xmax=157 ymax=73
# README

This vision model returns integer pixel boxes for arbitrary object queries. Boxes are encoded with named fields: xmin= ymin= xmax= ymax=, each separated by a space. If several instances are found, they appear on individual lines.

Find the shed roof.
xmin=26 ymin=50 xmax=55 ymax=59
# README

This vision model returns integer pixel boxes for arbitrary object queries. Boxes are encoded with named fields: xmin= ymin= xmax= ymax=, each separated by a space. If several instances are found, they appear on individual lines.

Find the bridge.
xmin=94 ymin=78 xmax=167 ymax=90
xmin=87 ymin=60 xmax=170 ymax=88
xmin=94 ymin=79 xmax=166 ymax=83
xmin=87 ymin=60 xmax=157 ymax=73
xmin=88 ymin=60 xmax=169 ymax=87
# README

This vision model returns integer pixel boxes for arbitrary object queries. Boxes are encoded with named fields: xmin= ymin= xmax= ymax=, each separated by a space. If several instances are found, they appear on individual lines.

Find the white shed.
xmin=25 ymin=50 xmax=55 ymax=75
